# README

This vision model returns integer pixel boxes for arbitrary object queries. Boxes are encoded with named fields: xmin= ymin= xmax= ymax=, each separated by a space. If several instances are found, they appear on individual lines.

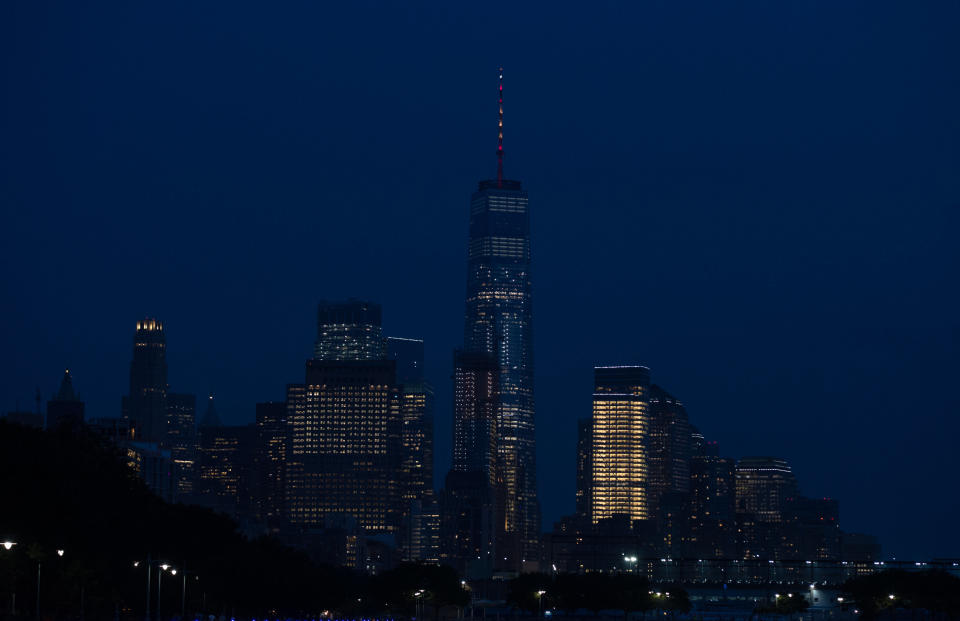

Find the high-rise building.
xmin=590 ymin=365 xmax=650 ymax=524
xmin=46 ymin=369 xmax=85 ymax=431
xmin=388 ymin=337 xmax=434 ymax=500
xmin=252 ymin=401 xmax=288 ymax=532
xmin=285 ymin=359 xmax=402 ymax=534
xmin=575 ymin=418 xmax=592 ymax=521
xmin=314 ymin=300 xmax=386 ymax=361
xmin=735 ymin=456 xmax=798 ymax=559
xmin=166 ymin=392 xmax=197 ymax=499
xmin=388 ymin=337 xmax=438 ymax=563
xmin=441 ymin=350 xmax=501 ymax=574
xmin=461 ymin=69 xmax=540 ymax=561
xmin=452 ymin=350 xmax=499 ymax=483
xmin=647 ymin=385 xmax=691 ymax=512
xmin=689 ymin=448 xmax=737 ymax=559
xmin=196 ymin=395 xmax=253 ymax=520
xmin=123 ymin=318 xmax=168 ymax=442
xmin=735 ymin=457 xmax=798 ymax=522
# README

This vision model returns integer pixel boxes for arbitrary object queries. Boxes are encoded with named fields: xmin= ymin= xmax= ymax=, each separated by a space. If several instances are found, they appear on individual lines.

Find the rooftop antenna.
xmin=497 ymin=66 xmax=504 ymax=187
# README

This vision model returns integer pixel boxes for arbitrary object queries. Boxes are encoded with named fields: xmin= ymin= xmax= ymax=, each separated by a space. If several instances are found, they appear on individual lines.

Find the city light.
xmin=1 ymin=541 xmax=15 ymax=550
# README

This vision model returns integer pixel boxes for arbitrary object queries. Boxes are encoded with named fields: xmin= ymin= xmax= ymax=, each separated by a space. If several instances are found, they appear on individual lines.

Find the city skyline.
xmin=2 ymin=1 xmax=958 ymax=561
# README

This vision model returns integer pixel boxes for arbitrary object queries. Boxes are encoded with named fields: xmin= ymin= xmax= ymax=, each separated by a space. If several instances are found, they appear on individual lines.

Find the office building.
xmin=590 ymin=365 xmax=651 ymax=524
xmin=252 ymin=401 xmax=288 ymax=532
xmin=285 ymin=359 xmax=402 ymax=534
xmin=122 ymin=318 xmax=168 ymax=442
xmin=314 ymin=300 xmax=385 ymax=361
xmin=166 ymin=392 xmax=196 ymax=499
xmin=647 ymin=385 xmax=691 ymax=508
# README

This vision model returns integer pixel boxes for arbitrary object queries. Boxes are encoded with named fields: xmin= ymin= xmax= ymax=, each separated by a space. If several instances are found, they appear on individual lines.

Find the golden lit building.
xmin=590 ymin=365 xmax=650 ymax=523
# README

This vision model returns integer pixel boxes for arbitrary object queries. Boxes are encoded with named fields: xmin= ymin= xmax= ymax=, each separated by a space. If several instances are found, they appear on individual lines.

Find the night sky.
xmin=2 ymin=1 xmax=958 ymax=559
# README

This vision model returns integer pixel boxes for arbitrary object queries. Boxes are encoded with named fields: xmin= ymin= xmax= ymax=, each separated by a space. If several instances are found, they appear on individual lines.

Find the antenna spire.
xmin=497 ymin=66 xmax=504 ymax=187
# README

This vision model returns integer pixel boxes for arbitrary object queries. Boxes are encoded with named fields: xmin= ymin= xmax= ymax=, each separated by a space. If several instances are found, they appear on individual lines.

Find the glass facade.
xmin=463 ymin=178 xmax=540 ymax=560
xmin=590 ymin=365 xmax=650 ymax=523
xmin=314 ymin=300 xmax=386 ymax=361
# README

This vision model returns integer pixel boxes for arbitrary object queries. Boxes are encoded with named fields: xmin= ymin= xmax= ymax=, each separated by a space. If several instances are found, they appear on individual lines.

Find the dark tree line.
xmin=841 ymin=570 xmax=960 ymax=620
xmin=506 ymin=573 xmax=690 ymax=618
xmin=0 ymin=422 xmax=466 ymax=621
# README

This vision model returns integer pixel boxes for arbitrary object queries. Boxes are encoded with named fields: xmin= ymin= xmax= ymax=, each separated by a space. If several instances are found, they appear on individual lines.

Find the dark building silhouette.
xmin=122 ymin=318 xmax=168 ymax=442
xmin=252 ymin=401 xmax=288 ymax=533
xmin=388 ymin=336 xmax=439 ymax=563
xmin=3 ymin=410 xmax=43 ymax=428
xmin=647 ymin=385 xmax=691 ymax=509
xmin=166 ymin=392 xmax=196 ymax=499
xmin=735 ymin=456 xmax=799 ymax=559
xmin=285 ymin=359 xmax=402 ymax=534
xmin=688 ymin=445 xmax=737 ymax=559
xmin=442 ymin=350 xmax=501 ymax=575
xmin=196 ymin=395 xmax=253 ymax=521
xmin=785 ymin=496 xmax=841 ymax=560
xmin=314 ymin=299 xmax=385 ymax=361
xmin=461 ymin=70 xmax=539 ymax=564
xmin=575 ymin=417 xmax=592 ymax=521
xmin=46 ymin=369 xmax=85 ymax=431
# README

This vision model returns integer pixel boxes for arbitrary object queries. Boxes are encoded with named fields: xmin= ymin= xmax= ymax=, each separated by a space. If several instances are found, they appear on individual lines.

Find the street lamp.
xmin=157 ymin=564 xmax=175 ymax=621
xmin=537 ymin=590 xmax=547 ymax=618
xmin=1 ymin=542 xmax=16 ymax=616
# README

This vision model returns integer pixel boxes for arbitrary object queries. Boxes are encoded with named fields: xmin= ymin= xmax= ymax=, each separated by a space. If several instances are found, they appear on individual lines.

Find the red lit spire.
xmin=497 ymin=66 xmax=504 ymax=187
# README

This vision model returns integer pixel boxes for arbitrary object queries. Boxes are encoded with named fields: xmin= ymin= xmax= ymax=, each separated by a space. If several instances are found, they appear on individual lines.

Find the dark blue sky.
xmin=2 ymin=1 xmax=958 ymax=559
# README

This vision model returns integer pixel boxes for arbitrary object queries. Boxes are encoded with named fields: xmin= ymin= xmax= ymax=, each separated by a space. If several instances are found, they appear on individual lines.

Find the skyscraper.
xmin=285 ymin=359 xmax=402 ymax=533
xmin=735 ymin=457 xmax=798 ymax=522
xmin=388 ymin=337 xmax=434 ymax=498
xmin=590 ymin=365 xmax=650 ymax=524
xmin=735 ymin=456 xmax=798 ymax=559
xmin=252 ymin=401 xmax=288 ymax=532
xmin=461 ymin=69 xmax=539 ymax=562
xmin=575 ymin=417 xmax=592 ymax=521
xmin=196 ymin=395 xmax=254 ymax=521
xmin=689 ymin=440 xmax=737 ymax=559
xmin=123 ymin=318 xmax=168 ymax=442
xmin=166 ymin=392 xmax=197 ymax=499
xmin=314 ymin=300 xmax=386 ymax=361
xmin=647 ymin=385 xmax=691 ymax=512
xmin=388 ymin=336 xmax=439 ymax=562
xmin=442 ymin=349 xmax=501 ymax=575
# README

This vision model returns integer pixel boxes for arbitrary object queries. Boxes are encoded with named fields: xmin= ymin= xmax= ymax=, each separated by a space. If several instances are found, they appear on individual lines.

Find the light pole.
xmin=158 ymin=564 xmax=172 ymax=621
xmin=179 ymin=568 xmax=196 ymax=620
xmin=1 ymin=541 xmax=15 ymax=616
xmin=537 ymin=590 xmax=546 ymax=618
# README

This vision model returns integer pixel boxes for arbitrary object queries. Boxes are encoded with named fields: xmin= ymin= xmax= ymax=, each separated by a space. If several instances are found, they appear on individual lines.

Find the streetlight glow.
xmin=1 ymin=541 xmax=15 ymax=550
xmin=56 ymin=549 xmax=64 ymax=557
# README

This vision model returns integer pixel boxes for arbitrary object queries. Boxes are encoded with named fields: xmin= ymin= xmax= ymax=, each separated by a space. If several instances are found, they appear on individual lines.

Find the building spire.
xmin=497 ymin=66 xmax=504 ymax=187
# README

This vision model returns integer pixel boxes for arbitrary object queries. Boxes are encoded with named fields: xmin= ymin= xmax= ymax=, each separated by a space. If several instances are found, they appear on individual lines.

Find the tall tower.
xmin=123 ymin=318 xmax=168 ymax=442
xmin=462 ymin=68 xmax=540 ymax=563
xmin=590 ymin=365 xmax=650 ymax=524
